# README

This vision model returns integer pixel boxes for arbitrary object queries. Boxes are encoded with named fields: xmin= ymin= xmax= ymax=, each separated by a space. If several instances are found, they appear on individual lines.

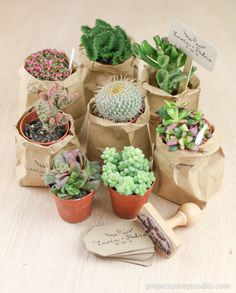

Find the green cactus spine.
xmin=94 ymin=77 xmax=144 ymax=123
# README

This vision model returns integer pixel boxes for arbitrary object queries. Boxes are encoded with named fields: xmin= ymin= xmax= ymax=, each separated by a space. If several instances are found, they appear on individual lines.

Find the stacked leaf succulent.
xmin=156 ymin=100 xmax=212 ymax=151
xmin=36 ymin=84 xmax=77 ymax=132
xmin=101 ymin=146 xmax=155 ymax=196
xmin=94 ymin=77 xmax=144 ymax=123
xmin=44 ymin=148 xmax=101 ymax=199
xmin=132 ymin=36 xmax=197 ymax=94
xmin=81 ymin=19 xmax=132 ymax=65
xmin=24 ymin=49 xmax=71 ymax=81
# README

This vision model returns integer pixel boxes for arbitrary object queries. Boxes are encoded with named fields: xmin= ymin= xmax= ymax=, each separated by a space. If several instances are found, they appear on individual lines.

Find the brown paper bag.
xmin=15 ymin=111 xmax=80 ymax=187
xmin=77 ymin=46 xmax=139 ymax=106
xmin=153 ymin=130 xmax=225 ymax=208
xmin=80 ymin=98 xmax=152 ymax=161
xmin=141 ymin=65 xmax=200 ymax=141
xmin=18 ymin=64 xmax=86 ymax=133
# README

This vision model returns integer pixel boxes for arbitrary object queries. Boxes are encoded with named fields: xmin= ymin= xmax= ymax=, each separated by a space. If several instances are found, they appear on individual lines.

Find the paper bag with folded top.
xmin=18 ymin=64 xmax=86 ymax=133
xmin=77 ymin=46 xmax=139 ymax=106
xmin=153 ymin=128 xmax=225 ymax=208
xmin=141 ymin=65 xmax=200 ymax=142
xmin=80 ymin=98 xmax=152 ymax=161
xmin=15 ymin=110 xmax=80 ymax=187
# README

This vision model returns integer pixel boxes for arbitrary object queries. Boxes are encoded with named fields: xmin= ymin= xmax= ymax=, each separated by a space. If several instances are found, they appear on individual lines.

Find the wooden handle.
xmin=166 ymin=203 xmax=201 ymax=230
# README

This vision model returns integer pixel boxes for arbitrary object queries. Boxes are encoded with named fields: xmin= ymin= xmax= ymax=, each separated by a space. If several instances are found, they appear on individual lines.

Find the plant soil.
xmin=24 ymin=119 xmax=66 ymax=143
xmin=96 ymin=57 xmax=113 ymax=65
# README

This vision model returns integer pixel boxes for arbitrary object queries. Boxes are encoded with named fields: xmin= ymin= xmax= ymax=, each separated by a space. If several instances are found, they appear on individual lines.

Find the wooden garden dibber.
xmin=137 ymin=202 xmax=201 ymax=257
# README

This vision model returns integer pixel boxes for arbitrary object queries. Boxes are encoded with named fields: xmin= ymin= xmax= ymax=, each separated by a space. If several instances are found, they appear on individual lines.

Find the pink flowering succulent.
xmin=35 ymin=83 xmax=77 ymax=132
xmin=24 ymin=49 xmax=71 ymax=81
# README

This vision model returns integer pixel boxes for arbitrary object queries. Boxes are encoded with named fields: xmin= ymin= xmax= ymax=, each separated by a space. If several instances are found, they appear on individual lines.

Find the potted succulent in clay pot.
xmin=19 ymin=84 xmax=77 ymax=146
xmin=80 ymin=77 xmax=152 ymax=161
xmin=101 ymin=146 xmax=155 ymax=219
xmin=44 ymin=148 xmax=101 ymax=223
xmin=132 ymin=36 xmax=200 ymax=141
xmin=19 ymin=48 xmax=87 ymax=133
xmin=153 ymin=100 xmax=225 ymax=207
xmin=78 ymin=19 xmax=138 ymax=105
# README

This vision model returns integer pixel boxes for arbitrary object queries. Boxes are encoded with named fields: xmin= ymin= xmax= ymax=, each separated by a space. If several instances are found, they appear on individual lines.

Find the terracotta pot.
xmin=109 ymin=184 xmax=154 ymax=219
xmin=19 ymin=111 xmax=69 ymax=146
xmin=53 ymin=191 xmax=95 ymax=223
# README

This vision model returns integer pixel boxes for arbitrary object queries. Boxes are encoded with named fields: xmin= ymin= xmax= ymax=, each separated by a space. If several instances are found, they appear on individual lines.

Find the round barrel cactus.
xmin=94 ymin=78 xmax=144 ymax=123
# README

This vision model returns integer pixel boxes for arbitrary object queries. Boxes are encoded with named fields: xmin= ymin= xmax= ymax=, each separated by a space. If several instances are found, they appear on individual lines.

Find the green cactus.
xmin=44 ymin=148 xmax=101 ymax=199
xmin=81 ymin=19 xmax=132 ymax=65
xmin=132 ymin=36 xmax=197 ymax=95
xmin=94 ymin=77 xmax=144 ymax=123
xmin=35 ymin=84 xmax=77 ymax=132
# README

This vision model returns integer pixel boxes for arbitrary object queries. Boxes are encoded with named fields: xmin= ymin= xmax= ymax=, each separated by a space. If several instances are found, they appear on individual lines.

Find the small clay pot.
xmin=53 ymin=191 xmax=95 ymax=223
xmin=19 ymin=111 xmax=69 ymax=146
xmin=109 ymin=184 xmax=153 ymax=219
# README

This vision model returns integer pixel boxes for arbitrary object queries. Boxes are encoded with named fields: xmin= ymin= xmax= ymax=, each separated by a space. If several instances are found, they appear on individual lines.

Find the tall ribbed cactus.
xmin=81 ymin=19 xmax=132 ymax=65
xmin=94 ymin=77 xmax=144 ymax=123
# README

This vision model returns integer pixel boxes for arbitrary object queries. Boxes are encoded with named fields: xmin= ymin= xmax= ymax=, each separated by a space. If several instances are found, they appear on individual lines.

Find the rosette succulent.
xmin=101 ymin=146 xmax=155 ymax=196
xmin=94 ymin=77 xmax=144 ymax=123
xmin=24 ymin=49 xmax=71 ymax=81
xmin=132 ymin=36 xmax=197 ymax=94
xmin=44 ymin=148 xmax=101 ymax=199
xmin=81 ymin=19 xmax=132 ymax=65
xmin=156 ymin=100 xmax=213 ymax=151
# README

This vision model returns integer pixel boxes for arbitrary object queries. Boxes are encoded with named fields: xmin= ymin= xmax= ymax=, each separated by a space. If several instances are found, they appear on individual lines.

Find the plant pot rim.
xmin=157 ymin=118 xmax=214 ymax=151
xmin=52 ymin=190 xmax=95 ymax=202
xmin=19 ymin=110 xmax=70 ymax=146
xmin=108 ymin=182 xmax=154 ymax=197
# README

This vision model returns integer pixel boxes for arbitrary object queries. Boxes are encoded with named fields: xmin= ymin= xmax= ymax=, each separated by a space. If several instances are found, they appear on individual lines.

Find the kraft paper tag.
xmin=168 ymin=20 xmax=217 ymax=71
xmin=84 ymin=220 xmax=154 ymax=257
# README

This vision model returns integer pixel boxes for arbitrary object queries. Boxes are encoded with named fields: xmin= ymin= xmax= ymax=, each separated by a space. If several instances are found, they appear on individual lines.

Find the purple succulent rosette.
xmin=156 ymin=100 xmax=213 ymax=151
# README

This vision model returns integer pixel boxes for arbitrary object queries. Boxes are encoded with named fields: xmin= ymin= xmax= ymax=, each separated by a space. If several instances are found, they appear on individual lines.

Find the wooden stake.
xmin=178 ymin=55 xmax=193 ymax=94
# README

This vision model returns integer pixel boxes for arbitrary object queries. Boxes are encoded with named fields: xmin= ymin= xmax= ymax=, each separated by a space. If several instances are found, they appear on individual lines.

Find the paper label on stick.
xmin=168 ymin=20 xmax=217 ymax=71
xmin=84 ymin=220 xmax=154 ymax=257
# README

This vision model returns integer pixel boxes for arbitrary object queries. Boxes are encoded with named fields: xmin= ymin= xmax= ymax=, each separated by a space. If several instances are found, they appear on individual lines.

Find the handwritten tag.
xmin=168 ymin=20 xmax=217 ymax=71
xmin=84 ymin=220 xmax=154 ymax=257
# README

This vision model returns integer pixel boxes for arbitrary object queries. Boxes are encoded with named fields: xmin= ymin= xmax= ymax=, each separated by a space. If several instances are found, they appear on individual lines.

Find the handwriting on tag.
xmin=84 ymin=220 xmax=154 ymax=257
xmin=168 ymin=20 xmax=217 ymax=71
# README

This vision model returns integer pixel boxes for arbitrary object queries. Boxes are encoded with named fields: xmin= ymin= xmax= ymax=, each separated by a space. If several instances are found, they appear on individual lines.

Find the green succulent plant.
xmin=132 ymin=36 xmax=197 ymax=94
xmin=156 ymin=100 xmax=212 ymax=151
xmin=36 ymin=83 xmax=77 ymax=132
xmin=94 ymin=77 xmax=144 ymax=123
xmin=101 ymin=146 xmax=155 ymax=196
xmin=44 ymin=148 xmax=101 ymax=199
xmin=81 ymin=19 xmax=132 ymax=65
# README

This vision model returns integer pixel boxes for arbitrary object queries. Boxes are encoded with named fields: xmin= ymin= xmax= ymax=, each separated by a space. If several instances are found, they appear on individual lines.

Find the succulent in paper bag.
xmin=94 ymin=77 xmax=144 ymax=123
xmin=24 ymin=48 xmax=71 ymax=81
xmin=81 ymin=19 xmax=132 ymax=65
xmin=101 ymin=146 xmax=155 ymax=196
xmin=36 ymin=83 xmax=77 ymax=132
xmin=156 ymin=100 xmax=213 ymax=151
xmin=44 ymin=148 xmax=101 ymax=199
xmin=132 ymin=36 xmax=197 ymax=94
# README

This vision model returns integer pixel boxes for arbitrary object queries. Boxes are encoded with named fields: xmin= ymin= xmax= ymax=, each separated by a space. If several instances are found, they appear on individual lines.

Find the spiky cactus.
xmin=81 ymin=19 xmax=132 ymax=65
xmin=94 ymin=77 xmax=144 ymax=123
xmin=35 ymin=84 xmax=77 ymax=132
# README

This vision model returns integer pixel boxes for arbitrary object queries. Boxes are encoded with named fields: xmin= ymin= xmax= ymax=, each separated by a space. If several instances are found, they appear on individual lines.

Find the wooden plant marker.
xmin=178 ymin=55 xmax=193 ymax=93
xmin=168 ymin=20 xmax=217 ymax=94
xmin=69 ymin=47 xmax=75 ymax=74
